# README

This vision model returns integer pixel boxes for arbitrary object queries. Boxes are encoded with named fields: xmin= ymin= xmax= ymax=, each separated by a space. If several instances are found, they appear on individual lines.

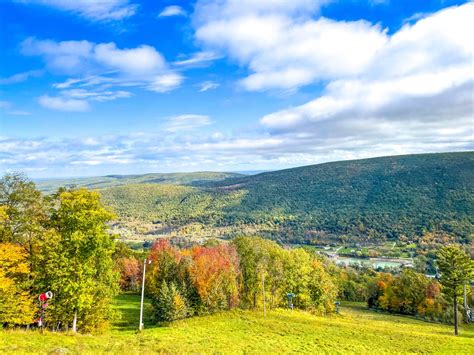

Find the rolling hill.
xmin=35 ymin=171 xmax=243 ymax=193
xmin=97 ymin=152 xmax=473 ymax=244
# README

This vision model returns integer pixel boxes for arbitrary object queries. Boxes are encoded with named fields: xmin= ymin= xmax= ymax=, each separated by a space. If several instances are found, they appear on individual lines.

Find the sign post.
xmin=38 ymin=291 xmax=53 ymax=329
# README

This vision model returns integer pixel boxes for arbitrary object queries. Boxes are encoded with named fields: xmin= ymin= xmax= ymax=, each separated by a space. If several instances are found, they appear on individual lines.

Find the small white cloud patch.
xmin=158 ymin=6 xmax=186 ymax=17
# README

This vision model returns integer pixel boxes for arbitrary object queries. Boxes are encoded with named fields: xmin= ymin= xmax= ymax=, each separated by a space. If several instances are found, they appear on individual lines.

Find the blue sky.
xmin=0 ymin=0 xmax=472 ymax=178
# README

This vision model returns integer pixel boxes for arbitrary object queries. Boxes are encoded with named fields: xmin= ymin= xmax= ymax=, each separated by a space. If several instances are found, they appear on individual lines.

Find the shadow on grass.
xmin=112 ymin=294 xmax=160 ymax=331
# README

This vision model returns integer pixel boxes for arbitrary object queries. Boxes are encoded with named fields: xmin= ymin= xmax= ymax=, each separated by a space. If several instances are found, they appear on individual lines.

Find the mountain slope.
xmin=210 ymin=152 xmax=473 ymax=241
xmin=35 ymin=171 xmax=243 ymax=193
xmin=100 ymin=152 xmax=473 ymax=243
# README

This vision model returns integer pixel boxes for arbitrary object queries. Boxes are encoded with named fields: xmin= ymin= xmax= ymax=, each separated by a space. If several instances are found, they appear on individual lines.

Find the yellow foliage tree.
xmin=0 ymin=243 xmax=36 ymax=326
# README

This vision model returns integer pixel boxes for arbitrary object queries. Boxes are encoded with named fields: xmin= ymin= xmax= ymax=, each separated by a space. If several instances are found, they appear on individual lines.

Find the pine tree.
xmin=437 ymin=245 xmax=473 ymax=335
xmin=152 ymin=281 xmax=189 ymax=322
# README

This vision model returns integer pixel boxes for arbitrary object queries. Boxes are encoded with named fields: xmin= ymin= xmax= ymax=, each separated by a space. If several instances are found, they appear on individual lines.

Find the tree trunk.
xmin=454 ymin=296 xmax=458 ymax=336
xmin=72 ymin=310 xmax=77 ymax=334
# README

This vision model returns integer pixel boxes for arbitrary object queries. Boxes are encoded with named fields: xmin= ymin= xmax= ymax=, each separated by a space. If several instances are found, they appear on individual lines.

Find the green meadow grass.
xmin=1 ymin=294 xmax=473 ymax=354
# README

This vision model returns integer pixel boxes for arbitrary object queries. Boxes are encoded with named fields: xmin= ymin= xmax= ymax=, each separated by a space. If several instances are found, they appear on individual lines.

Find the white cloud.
xmin=22 ymin=0 xmax=137 ymax=21
xmin=0 ymin=70 xmax=43 ymax=85
xmin=21 ymin=38 xmax=94 ymax=74
xmin=22 ymin=38 xmax=184 ymax=109
xmin=260 ymin=4 xmax=474 ymax=130
xmin=94 ymin=43 xmax=166 ymax=74
xmin=173 ymin=51 xmax=221 ymax=67
xmin=148 ymin=73 xmax=184 ymax=93
xmin=21 ymin=38 xmax=168 ymax=76
xmin=60 ymin=89 xmax=133 ymax=102
xmin=158 ymin=5 xmax=186 ymax=17
xmin=194 ymin=2 xmax=387 ymax=91
xmin=198 ymin=81 xmax=219 ymax=92
xmin=38 ymin=95 xmax=90 ymax=112
xmin=164 ymin=114 xmax=212 ymax=132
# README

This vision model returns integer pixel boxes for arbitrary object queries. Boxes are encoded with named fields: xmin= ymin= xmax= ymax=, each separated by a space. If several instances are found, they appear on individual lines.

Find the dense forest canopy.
xmin=36 ymin=172 xmax=243 ymax=194
xmin=95 ymin=152 xmax=474 ymax=244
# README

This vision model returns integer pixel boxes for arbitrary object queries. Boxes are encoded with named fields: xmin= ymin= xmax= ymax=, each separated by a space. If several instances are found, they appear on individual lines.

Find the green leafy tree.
xmin=36 ymin=189 xmax=118 ymax=333
xmin=0 ymin=173 xmax=48 ymax=278
xmin=437 ymin=245 xmax=473 ymax=335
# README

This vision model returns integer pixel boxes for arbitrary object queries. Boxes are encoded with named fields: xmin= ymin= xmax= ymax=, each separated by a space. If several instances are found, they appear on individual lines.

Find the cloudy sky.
xmin=0 ymin=0 xmax=472 ymax=178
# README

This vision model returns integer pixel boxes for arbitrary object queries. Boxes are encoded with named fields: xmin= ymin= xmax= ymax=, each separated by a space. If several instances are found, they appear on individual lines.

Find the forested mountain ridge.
xmin=99 ymin=152 xmax=473 ymax=244
xmin=35 ymin=171 xmax=243 ymax=193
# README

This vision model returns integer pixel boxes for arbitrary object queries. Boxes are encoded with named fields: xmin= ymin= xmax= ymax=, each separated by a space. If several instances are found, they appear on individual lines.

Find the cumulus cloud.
xmin=21 ymin=0 xmax=137 ymax=21
xmin=158 ymin=5 xmax=186 ymax=17
xmin=94 ymin=43 xmax=166 ymax=74
xmin=21 ymin=38 xmax=183 ymax=109
xmin=194 ymin=0 xmax=380 ymax=90
xmin=190 ymin=1 xmax=474 ymax=169
xmin=20 ymin=38 xmax=169 ymax=76
xmin=164 ymin=114 xmax=212 ymax=132
xmin=260 ymin=4 xmax=474 ymax=131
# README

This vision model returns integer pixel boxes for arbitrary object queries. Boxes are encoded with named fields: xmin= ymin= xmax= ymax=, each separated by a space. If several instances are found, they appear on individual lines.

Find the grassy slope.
xmin=1 ymin=294 xmax=473 ymax=354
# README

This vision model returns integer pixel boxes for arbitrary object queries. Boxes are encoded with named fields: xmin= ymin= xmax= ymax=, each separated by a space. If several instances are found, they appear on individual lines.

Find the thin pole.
xmin=139 ymin=258 xmax=147 ymax=331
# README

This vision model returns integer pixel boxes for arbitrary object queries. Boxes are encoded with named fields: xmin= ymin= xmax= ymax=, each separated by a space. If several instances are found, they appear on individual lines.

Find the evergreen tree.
xmin=152 ymin=281 xmax=188 ymax=322
xmin=437 ymin=245 xmax=473 ymax=335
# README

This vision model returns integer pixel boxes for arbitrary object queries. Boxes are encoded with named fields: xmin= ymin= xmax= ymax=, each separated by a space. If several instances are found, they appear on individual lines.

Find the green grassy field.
xmin=1 ymin=294 xmax=473 ymax=354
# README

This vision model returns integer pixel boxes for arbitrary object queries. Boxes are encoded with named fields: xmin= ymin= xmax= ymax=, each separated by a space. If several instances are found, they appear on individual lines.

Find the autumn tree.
xmin=437 ymin=245 xmax=473 ymax=335
xmin=35 ymin=189 xmax=118 ymax=333
xmin=116 ymin=257 xmax=141 ymax=292
xmin=0 ymin=243 xmax=36 ymax=326
xmin=0 ymin=173 xmax=48 ymax=277
xmin=187 ymin=244 xmax=240 ymax=311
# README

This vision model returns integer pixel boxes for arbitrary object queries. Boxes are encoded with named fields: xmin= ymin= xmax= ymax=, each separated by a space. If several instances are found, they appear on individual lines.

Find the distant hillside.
xmin=99 ymin=152 xmax=473 ymax=244
xmin=35 ymin=171 xmax=243 ymax=193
